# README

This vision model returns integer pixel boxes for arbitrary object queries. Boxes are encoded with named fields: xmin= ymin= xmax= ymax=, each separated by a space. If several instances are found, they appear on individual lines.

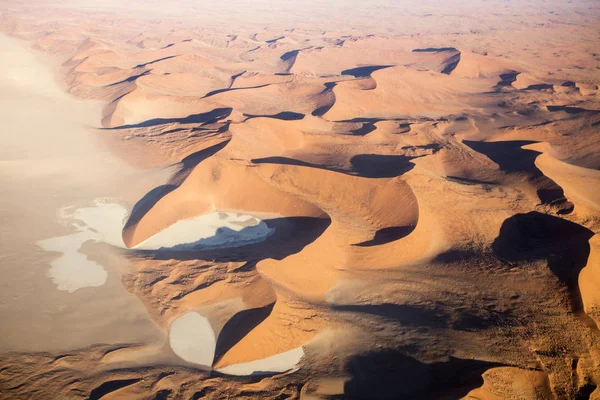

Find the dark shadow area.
xmin=332 ymin=303 xmax=449 ymax=329
xmin=280 ymin=49 xmax=299 ymax=61
xmin=89 ymin=378 xmax=142 ymax=400
xmin=312 ymin=102 xmax=335 ymax=117
xmin=412 ymin=47 xmax=458 ymax=52
xmin=230 ymin=71 xmax=246 ymax=82
xmin=398 ymin=122 xmax=412 ymax=133
xmin=441 ymin=52 xmax=461 ymax=74
xmin=265 ymin=36 xmax=284 ymax=44
xmin=338 ymin=116 xmax=409 ymax=123
xmin=411 ymin=48 xmax=461 ymax=74
xmin=348 ymin=122 xmax=377 ymax=136
xmin=333 ymin=300 xmax=515 ymax=333
xmin=108 ymin=107 xmax=232 ymax=129
xmin=350 ymin=153 xmax=419 ymax=177
xmin=496 ymin=71 xmax=520 ymax=88
xmin=446 ymin=175 xmax=498 ymax=186
xmin=123 ymin=140 xmax=230 ymax=233
xmin=131 ymin=216 xmax=331 ymax=264
xmin=525 ymin=84 xmax=554 ymax=91
xmin=243 ymin=111 xmax=305 ymax=121
xmin=320 ymin=81 xmax=338 ymax=94
xmin=191 ymin=387 xmax=217 ymax=399
xmin=341 ymin=65 xmax=393 ymax=78
xmin=433 ymin=248 xmax=482 ymax=263
xmin=202 ymin=84 xmax=270 ymax=99
xmin=353 ymin=226 xmax=415 ymax=247
xmin=153 ymin=389 xmax=172 ymax=400
xmin=134 ymin=55 xmax=177 ymax=69
xmin=214 ymin=303 xmax=276 ymax=364
xmin=492 ymin=212 xmax=594 ymax=324
xmin=561 ymin=81 xmax=577 ymax=87
xmin=343 ymin=350 xmax=501 ymax=400
xmin=312 ymin=82 xmax=338 ymax=117
xmin=252 ymin=153 xmax=417 ymax=178
xmin=106 ymin=70 xmax=151 ymax=87
xmin=576 ymin=383 xmax=598 ymax=400
xmin=463 ymin=140 xmax=573 ymax=211
xmin=156 ymin=223 xmax=277 ymax=252
xmin=547 ymin=105 xmax=596 ymax=114
xmin=191 ymin=121 xmax=231 ymax=135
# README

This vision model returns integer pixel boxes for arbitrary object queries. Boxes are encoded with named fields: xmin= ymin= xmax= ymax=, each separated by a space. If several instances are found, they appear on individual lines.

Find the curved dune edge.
xmin=216 ymin=346 xmax=304 ymax=376
xmin=580 ymin=235 xmax=600 ymax=328
xmin=524 ymin=142 xmax=600 ymax=328
xmin=525 ymin=142 xmax=600 ymax=215
xmin=214 ymin=293 xmax=322 ymax=369
xmin=463 ymin=367 xmax=553 ymax=400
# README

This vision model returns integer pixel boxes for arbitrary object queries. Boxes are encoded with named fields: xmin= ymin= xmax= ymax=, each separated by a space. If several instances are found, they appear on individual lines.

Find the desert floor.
xmin=0 ymin=0 xmax=599 ymax=399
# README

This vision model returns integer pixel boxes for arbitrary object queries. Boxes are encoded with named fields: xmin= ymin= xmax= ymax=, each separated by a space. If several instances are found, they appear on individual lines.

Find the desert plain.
xmin=0 ymin=0 xmax=599 ymax=399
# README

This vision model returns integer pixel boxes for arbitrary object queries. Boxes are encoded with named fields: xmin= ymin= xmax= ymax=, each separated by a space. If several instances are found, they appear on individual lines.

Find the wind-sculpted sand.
xmin=0 ymin=0 xmax=599 ymax=398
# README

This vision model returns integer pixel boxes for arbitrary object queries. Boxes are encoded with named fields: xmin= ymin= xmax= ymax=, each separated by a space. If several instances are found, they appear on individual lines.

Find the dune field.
xmin=0 ymin=0 xmax=599 ymax=398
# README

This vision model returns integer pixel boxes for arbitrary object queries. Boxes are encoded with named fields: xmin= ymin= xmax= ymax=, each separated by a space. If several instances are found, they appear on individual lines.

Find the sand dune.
xmin=1 ymin=0 xmax=600 ymax=398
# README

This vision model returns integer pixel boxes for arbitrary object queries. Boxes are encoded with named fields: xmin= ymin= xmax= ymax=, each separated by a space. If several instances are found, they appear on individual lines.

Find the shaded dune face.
xmin=2 ymin=5 xmax=600 ymax=398
xmin=492 ymin=212 xmax=596 ymax=329
xmin=463 ymin=140 xmax=574 ymax=213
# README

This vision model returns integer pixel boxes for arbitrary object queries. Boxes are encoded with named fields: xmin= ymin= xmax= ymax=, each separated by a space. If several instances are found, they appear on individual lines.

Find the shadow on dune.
xmin=445 ymin=175 xmax=498 ymax=186
xmin=311 ymin=82 xmax=337 ymax=117
xmin=341 ymin=65 xmax=393 ymax=78
xmin=343 ymin=350 xmax=501 ymax=400
xmin=123 ymin=140 xmax=230 ymax=235
xmin=202 ymin=84 xmax=270 ymax=99
xmin=525 ymin=84 xmax=554 ymax=91
xmin=495 ymin=71 xmax=520 ymax=88
xmin=353 ymin=226 xmax=415 ymax=246
xmin=252 ymin=153 xmax=418 ymax=178
xmin=108 ymin=107 xmax=233 ymax=129
xmin=492 ymin=211 xmax=595 ymax=328
xmin=130 ymin=216 xmax=331 ymax=263
xmin=332 ymin=303 xmax=449 ymax=329
xmin=105 ymin=70 xmax=151 ymax=87
xmin=412 ymin=47 xmax=458 ymax=53
xmin=411 ymin=47 xmax=461 ymax=74
xmin=134 ymin=55 xmax=177 ymax=68
xmin=547 ymin=105 xmax=598 ymax=115
xmin=333 ymin=300 xmax=516 ymax=332
xmin=463 ymin=140 xmax=573 ymax=212
xmin=214 ymin=303 xmax=276 ymax=365
xmin=280 ymin=49 xmax=300 ymax=61
xmin=348 ymin=122 xmax=377 ymax=136
xmin=243 ymin=111 xmax=305 ymax=121
xmin=89 ymin=379 xmax=142 ymax=400
xmin=338 ymin=116 xmax=410 ymax=124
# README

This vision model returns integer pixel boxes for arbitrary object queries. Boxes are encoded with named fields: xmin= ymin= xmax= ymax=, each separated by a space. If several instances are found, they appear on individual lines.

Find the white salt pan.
xmin=36 ymin=200 xmax=128 ymax=293
xmin=37 ymin=202 xmax=274 ymax=292
xmin=217 ymin=346 xmax=305 ymax=376
xmin=169 ymin=312 xmax=216 ymax=367
xmin=134 ymin=211 xmax=274 ymax=251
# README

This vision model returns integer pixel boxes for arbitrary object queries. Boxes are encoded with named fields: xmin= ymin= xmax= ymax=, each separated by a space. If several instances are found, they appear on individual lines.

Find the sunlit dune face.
xmin=1 ymin=0 xmax=600 ymax=398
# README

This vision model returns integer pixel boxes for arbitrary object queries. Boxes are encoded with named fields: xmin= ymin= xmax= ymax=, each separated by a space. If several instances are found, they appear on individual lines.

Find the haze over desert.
xmin=0 ymin=0 xmax=599 ymax=399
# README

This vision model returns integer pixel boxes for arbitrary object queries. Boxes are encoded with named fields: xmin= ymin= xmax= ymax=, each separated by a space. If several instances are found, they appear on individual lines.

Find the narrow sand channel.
xmin=0 ymin=35 xmax=167 ymax=352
